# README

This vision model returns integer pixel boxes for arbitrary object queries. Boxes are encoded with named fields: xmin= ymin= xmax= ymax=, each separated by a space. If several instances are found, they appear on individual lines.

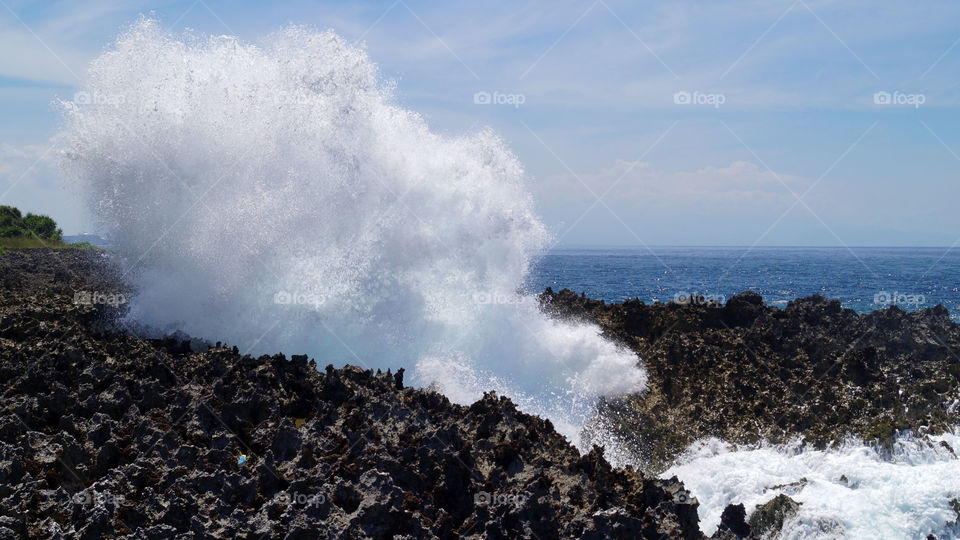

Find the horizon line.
xmin=549 ymin=244 xmax=958 ymax=249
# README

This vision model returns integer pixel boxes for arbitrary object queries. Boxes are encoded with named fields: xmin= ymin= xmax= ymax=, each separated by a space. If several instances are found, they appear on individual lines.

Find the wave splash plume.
xmin=59 ymin=19 xmax=646 ymax=445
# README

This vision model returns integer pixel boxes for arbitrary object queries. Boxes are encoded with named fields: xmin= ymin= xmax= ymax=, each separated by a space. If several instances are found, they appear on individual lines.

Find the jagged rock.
xmin=0 ymin=250 xmax=726 ymax=538
xmin=541 ymin=287 xmax=960 ymax=468
xmin=748 ymin=494 xmax=801 ymax=538
xmin=715 ymin=504 xmax=751 ymax=538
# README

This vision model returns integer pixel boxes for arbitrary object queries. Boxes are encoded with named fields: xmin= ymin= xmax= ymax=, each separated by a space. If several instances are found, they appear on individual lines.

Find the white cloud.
xmin=535 ymin=159 xmax=807 ymax=208
xmin=0 ymin=25 xmax=87 ymax=85
xmin=0 ymin=142 xmax=85 ymax=233
xmin=0 ymin=0 xmax=151 ymax=86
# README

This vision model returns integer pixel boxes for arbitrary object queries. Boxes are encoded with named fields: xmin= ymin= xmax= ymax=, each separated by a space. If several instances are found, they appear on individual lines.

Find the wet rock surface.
xmin=748 ymin=495 xmax=800 ymax=538
xmin=540 ymin=287 xmax=960 ymax=469
xmin=0 ymin=249 xmax=729 ymax=538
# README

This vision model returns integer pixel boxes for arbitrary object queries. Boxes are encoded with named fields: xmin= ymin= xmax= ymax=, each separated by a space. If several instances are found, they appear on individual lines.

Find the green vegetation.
xmin=0 ymin=237 xmax=69 ymax=249
xmin=0 ymin=206 xmax=98 ymax=251
xmin=0 ymin=205 xmax=63 ymax=241
xmin=67 ymin=241 xmax=100 ymax=250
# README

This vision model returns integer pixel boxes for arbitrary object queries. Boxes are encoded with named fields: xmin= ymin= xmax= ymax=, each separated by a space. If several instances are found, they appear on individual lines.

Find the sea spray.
xmin=58 ymin=19 xmax=646 ymax=447
xmin=664 ymin=431 xmax=960 ymax=538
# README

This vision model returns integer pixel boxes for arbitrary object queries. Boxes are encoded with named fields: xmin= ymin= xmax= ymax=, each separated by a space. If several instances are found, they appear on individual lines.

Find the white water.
xmin=53 ymin=17 xmax=960 ymax=540
xmin=665 ymin=431 xmax=960 ymax=539
xmin=58 ymin=19 xmax=646 ymax=446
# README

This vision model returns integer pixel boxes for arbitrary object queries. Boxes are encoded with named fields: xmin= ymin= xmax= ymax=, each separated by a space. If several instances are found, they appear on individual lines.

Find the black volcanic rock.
xmin=748 ymin=495 xmax=800 ymax=538
xmin=540 ymin=287 xmax=960 ymax=469
xmin=0 ymin=250 xmax=728 ymax=539
xmin=716 ymin=504 xmax=751 ymax=538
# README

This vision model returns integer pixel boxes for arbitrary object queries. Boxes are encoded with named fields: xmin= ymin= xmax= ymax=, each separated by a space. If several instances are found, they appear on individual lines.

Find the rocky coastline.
xmin=4 ymin=248 xmax=959 ymax=538
xmin=540 ymin=287 xmax=960 ymax=470
xmin=0 ymin=249 xmax=752 ymax=539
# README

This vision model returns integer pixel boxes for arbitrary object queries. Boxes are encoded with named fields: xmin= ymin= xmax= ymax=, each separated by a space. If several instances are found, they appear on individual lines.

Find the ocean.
xmin=528 ymin=246 xmax=960 ymax=319
xmin=65 ymin=20 xmax=960 ymax=538
xmin=531 ymin=247 xmax=960 ymax=537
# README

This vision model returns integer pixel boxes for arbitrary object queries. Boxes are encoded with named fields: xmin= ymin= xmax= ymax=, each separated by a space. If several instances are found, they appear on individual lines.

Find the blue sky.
xmin=1 ymin=0 xmax=959 ymax=246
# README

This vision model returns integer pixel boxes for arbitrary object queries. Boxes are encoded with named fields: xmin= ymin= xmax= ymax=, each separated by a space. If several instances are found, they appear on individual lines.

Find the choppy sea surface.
xmin=528 ymin=246 xmax=960 ymax=319
xmin=531 ymin=246 xmax=960 ymax=538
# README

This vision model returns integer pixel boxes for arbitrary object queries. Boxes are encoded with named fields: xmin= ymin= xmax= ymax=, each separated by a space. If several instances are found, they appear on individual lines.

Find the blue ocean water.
xmin=526 ymin=247 xmax=960 ymax=319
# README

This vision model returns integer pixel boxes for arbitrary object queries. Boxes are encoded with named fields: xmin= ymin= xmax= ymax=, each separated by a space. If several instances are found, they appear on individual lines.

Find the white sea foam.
xmin=58 ymin=18 xmax=646 ymax=447
xmin=664 ymin=431 xmax=960 ymax=539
